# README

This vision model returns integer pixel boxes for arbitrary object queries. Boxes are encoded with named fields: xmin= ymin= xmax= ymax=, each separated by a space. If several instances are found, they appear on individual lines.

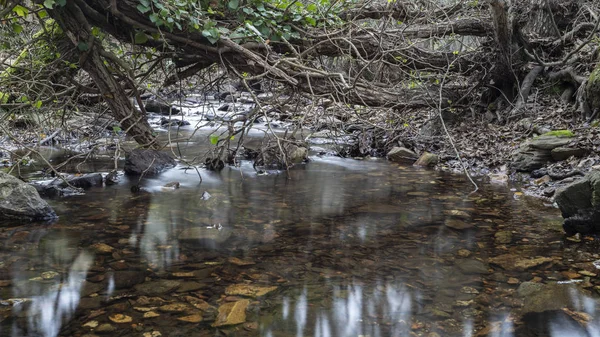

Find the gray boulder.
xmin=124 ymin=149 xmax=176 ymax=176
xmin=510 ymin=134 xmax=573 ymax=172
xmin=387 ymin=147 xmax=417 ymax=163
xmin=0 ymin=172 xmax=57 ymax=221
xmin=550 ymin=147 xmax=587 ymax=161
xmin=555 ymin=170 xmax=600 ymax=235
xmin=143 ymin=99 xmax=180 ymax=115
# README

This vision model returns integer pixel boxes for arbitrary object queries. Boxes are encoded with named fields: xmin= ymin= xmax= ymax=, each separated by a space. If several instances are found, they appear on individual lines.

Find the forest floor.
xmin=394 ymin=96 xmax=600 ymax=200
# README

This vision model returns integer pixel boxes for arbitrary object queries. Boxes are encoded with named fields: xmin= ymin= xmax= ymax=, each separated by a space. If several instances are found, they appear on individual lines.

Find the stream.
xmin=1 ymin=100 xmax=600 ymax=337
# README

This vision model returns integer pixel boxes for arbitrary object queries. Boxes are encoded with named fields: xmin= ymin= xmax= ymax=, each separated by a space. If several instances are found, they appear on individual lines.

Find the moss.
xmin=542 ymin=130 xmax=575 ymax=137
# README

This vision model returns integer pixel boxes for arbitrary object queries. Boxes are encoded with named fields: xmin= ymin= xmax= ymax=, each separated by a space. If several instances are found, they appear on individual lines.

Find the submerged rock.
xmin=178 ymin=226 xmax=232 ymax=244
xmin=225 ymin=284 xmax=278 ymax=298
xmin=517 ymin=282 xmax=592 ymax=314
xmin=213 ymin=299 xmax=249 ymax=327
xmin=124 ymin=149 xmax=176 ymax=176
xmin=555 ymin=170 xmax=600 ymax=235
xmin=0 ymin=172 xmax=57 ymax=221
xmin=489 ymin=254 xmax=553 ymax=271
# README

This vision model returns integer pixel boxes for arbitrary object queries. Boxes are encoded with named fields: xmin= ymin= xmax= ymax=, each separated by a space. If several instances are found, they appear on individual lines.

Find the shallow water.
xmin=1 ymin=154 xmax=600 ymax=337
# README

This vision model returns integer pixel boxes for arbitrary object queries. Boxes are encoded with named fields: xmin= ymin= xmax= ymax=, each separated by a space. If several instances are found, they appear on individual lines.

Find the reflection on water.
xmin=1 ymin=156 xmax=599 ymax=337
xmin=10 ymin=252 xmax=92 ymax=337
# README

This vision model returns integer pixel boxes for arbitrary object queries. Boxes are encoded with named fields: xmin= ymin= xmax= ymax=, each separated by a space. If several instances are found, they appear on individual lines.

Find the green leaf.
xmin=112 ymin=126 xmax=122 ymax=133
xmin=91 ymin=26 xmax=101 ymax=37
xmin=34 ymin=100 xmax=43 ymax=109
xmin=13 ymin=5 xmax=29 ymax=17
xmin=57 ymin=0 xmax=66 ymax=6
xmin=38 ymin=10 xmax=48 ymax=18
xmin=210 ymin=135 xmax=219 ymax=145
xmin=228 ymin=0 xmax=239 ymax=10
xmin=43 ymin=0 xmax=55 ymax=9
xmin=134 ymin=32 xmax=148 ymax=44
xmin=12 ymin=24 xmax=23 ymax=34
xmin=77 ymin=42 xmax=89 ymax=51
xmin=137 ymin=4 xmax=151 ymax=13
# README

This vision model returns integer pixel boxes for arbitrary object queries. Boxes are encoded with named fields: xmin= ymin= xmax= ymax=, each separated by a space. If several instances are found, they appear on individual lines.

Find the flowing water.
xmin=2 ymin=129 xmax=600 ymax=336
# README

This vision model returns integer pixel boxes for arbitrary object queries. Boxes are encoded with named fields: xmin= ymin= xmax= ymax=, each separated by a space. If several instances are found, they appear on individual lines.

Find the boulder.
xmin=555 ymin=170 xmax=600 ymax=235
xmin=414 ymin=152 xmax=439 ymax=167
xmin=124 ymin=149 xmax=176 ymax=176
xmin=34 ymin=173 xmax=104 ymax=197
xmin=60 ymin=173 xmax=103 ymax=189
xmin=160 ymin=117 xmax=190 ymax=127
xmin=285 ymin=144 xmax=308 ymax=164
xmin=143 ymin=99 xmax=180 ymax=115
xmin=387 ymin=147 xmax=417 ymax=163
xmin=510 ymin=133 xmax=574 ymax=172
xmin=517 ymin=282 xmax=590 ymax=314
xmin=0 ymin=172 xmax=57 ymax=221
xmin=550 ymin=147 xmax=587 ymax=161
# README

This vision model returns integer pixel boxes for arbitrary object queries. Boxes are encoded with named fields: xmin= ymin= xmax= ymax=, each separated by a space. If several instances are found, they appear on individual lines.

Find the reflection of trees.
xmin=267 ymin=282 xmax=418 ymax=337
xmin=9 ymin=252 xmax=92 ymax=337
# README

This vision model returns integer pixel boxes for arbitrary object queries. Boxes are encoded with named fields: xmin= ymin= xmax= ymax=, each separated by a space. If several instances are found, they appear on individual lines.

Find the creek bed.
xmin=1 ymin=148 xmax=599 ymax=337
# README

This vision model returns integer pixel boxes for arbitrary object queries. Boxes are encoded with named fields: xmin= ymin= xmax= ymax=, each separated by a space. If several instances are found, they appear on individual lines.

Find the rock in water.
xmin=387 ymin=147 xmax=417 ymax=163
xmin=414 ymin=152 xmax=439 ymax=167
xmin=143 ymin=99 xmax=180 ymax=115
xmin=0 ymin=172 xmax=57 ymax=221
xmin=124 ymin=149 xmax=176 ymax=176
xmin=555 ymin=170 xmax=600 ymax=235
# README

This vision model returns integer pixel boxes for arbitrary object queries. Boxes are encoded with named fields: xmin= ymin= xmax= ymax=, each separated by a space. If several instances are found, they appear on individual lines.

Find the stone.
xmin=95 ymin=324 xmax=117 ymax=333
xmin=0 ymin=172 xmax=57 ymax=221
xmin=387 ymin=147 xmax=418 ymax=163
xmin=144 ymin=99 xmax=180 ymax=115
xmin=159 ymin=303 xmax=190 ymax=312
xmin=489 ymin=254 xmax=553 ymax=271
xmin=178 ymin=227 xmax=232 ymax=244
xmin=60 ymin=173 xmax=104 ymax=189
xmin=489 ymin=173 xmax=509 ymax=185
xmin=134 ymin=280 xmax=181 ymax=296
xmin=455 ymin=259 xmax=489 ymax=274
xmin=494 ymin=231 xmax=512 ymax=244
xmin=177 ymin=314 xmax=202 ymax=323
xmin=160 ymin=117 xmax=190 ymax=127
xmin=413 ymin=152 xmax=439 ymax=167
xmin=457 ymin=249 xmax=471 ymax=258
xmin=517 ymin=282 xmax=590 ymax=314
xmin=445 ymin=218 xmax=475 ymax=230
xmin=510 ymin=134 xmax=574 ymax=171
xmin=213 ymin=299 xmax=250 ymax=327
xmin=225 ymin=284 xmax=278 ymax=298
xmin=124 ymin=149 xmax=176 ymax=176
xmin=110 ymin=271 xmax=147 ymax=289
xmin=555 ymin=170 xmax=600 ymax=235
xmin=551 ymin=147 xmax=587 ymax=161
xmin=285 ymin=144 xmax=308 ymax=164
xmin=90 ymin=243 xmax=114 ymax=254
xmin=534 ymin=175 xmax=551 ymax=185
xmin=108 ymin=314 xmax=132 ymax=323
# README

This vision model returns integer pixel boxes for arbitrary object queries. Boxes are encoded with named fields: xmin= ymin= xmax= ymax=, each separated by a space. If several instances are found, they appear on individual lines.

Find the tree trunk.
xmin=484 ymin=0 xmax=516 ymax=106
xmin=42 ymin=1 xmax=159 ymax=148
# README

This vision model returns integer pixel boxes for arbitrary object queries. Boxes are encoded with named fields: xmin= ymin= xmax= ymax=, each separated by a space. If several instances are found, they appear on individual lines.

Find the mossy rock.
xmin=541 ymin=130 xmax=574 ymax=138
xmin=586 ymin=64 xmax=600 ymax=112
